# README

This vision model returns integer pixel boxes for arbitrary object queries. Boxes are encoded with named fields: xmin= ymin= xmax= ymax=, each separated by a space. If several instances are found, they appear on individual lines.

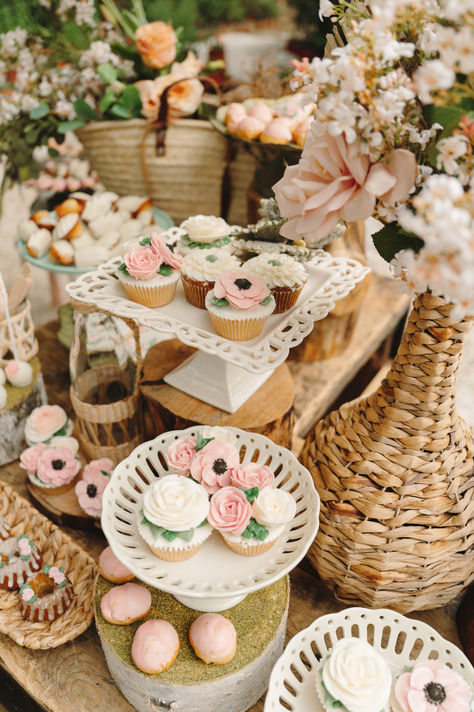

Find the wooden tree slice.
xmin=140 ymin=339 xmax=295 ymax=447
xmin=27 ymin=479 xmax=101 ymax=531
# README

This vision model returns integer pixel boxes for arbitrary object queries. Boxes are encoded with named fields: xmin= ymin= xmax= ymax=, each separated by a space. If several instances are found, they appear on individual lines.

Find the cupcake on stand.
xmin=178 ymin=216 xmax=233 ymax=256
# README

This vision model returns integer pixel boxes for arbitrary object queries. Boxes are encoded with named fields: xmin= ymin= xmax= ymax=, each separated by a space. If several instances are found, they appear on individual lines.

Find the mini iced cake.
xmin=24 ymin=404 xmax=73 ymax=446
xmin=117 ymin=233 xmax=183 ymax=307
xmin=21 ymin=443 xmax=81 ymax=494
xmin=391 ymin=659 xmax=472 ymax=712
xmin=132 ymin=619 xmax=180 ymax=674
xmin=100 ymin=582 xmax=152 ymax=625
xmin=19 ymin=565 xmax=73 ymax=622
xmin=316 ymin=637 xmax=392 ymax=712
xmin=205 ymin=270 xmax=275 ymax=340
xmin=179 ymin=215 xmax=232 ymax=256
xmin=0 ymin=535 xmax=42 ymax=590
xmin=138 ymin=475 xmax=212 ymax=561
xmin=181 ymin=249 xmax=240 ymax=309
xmin=244 ymin=253 xmax=307 ymax=313
xmin=98 ymin=546 xmax=134 ymax=584
xmin=208 ymin=483 xmax=296 ymax=556
xmin=189 ymin=613 xmax=237 ymax=665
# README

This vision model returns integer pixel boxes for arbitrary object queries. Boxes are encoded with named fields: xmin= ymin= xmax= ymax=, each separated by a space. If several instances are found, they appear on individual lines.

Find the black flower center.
xmin=424 ymin=682 xmax=446 ymax=705
xmin=234 ymin=278 xmax=252 ymax=291
xmin=86 ymin=484 xmax=98 ymax=498
xmin=167 ymin=243 xmax=175 ymax=252
xmin=212 ymin=458 xmax=227 ymax=474
xmin=52 ymin=459 xmax=65 ymax=470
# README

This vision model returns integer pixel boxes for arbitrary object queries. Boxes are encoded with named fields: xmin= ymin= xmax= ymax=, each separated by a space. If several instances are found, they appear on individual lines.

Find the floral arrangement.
xmin=274 ymin=0 xmax=474 ymax=317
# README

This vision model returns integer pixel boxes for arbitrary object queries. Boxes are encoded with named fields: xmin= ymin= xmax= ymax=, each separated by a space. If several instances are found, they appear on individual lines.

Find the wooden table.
xmin=3 ymin=275 xmax=462 ymax=712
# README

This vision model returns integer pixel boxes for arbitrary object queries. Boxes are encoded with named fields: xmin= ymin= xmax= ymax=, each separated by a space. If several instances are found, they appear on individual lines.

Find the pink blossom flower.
xmin=75 ymin=467 xmax=110 ymax=518
xmin=214 ymin=271 xmax=270 ymax=310
xmin=394 ymin=660 xmax=471 ymax=712
xmin=167 ymin=436 xmax=197 ymax=475
xmin=150 ymin=233 xmax=183 ymax=270
xmin=190 ymin=440 xmax=240 ymax=494
xmin=36 ymin=446 xmax=80 ymax=486
xmin=17 ymin=537 xmax=32 ymax=556
xmin=273 ymin=122 xmax=416 ymax=245
xmin=230 ymin=463 xmax=275 ymax=491
xmin=124 ymin=245 xmax=161 ymax=281
xmin=83 ymin=458 xmax=114 ymax=479
xmin=48 ymin=566 xmax=65 ymax=585
xmin=19 ymin=443 xmax=48 ymax=475
xmin=208 ymin=486 xmax=252 ymax=536
xmin=21 ymin=586 xmax=35 ymax=602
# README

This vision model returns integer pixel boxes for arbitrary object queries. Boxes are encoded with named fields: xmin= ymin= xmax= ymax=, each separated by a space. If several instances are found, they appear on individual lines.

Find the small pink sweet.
xmin=248 ymin=101 xmax=273 ymax=124
xmin=394 ymin=660 xmax=471 ymax=712
xmin=124 ymin=245 xmax=161 ymax=281
xmin=214 ymin=271 xmax=270 ymax=310
xmin=225 ymin=102 xmax=247 ymax=133
xmin=167 ymin=436 xmax=197 ymax=475
xmin=75 ymin=466 xmax=110 ymax=517
xmin=260 ymin=117 xmax=293 ymax=145
xmin=5 ymin=361 xmax=19 ymax=377
xmin=21 ymin=587 xmax=35 ymax=602
xmin=83 ymin=458 xmax=114 ymax=478
xmin=292 ymin=116 xmax=313 ymax=147
xmin=189 ymin=613 xmax=237 ymax=664
xmin=48 ymin=566 xmax=65 ymax=585
xmin=19 ymin=443 xmax=48 ymax=474
xmin=208 ymin=486 xmax=252 ymax=536
xmin=17 ymin=537 xmax=32 ymax=556
xmin=100 ymin=582 xmax=152 ymax=624
xmin=150 ymin=233 xmax=183 ymax=270
xmin=36 ymin=446 xmax=80 ymax=486
xmin=131 ymin=619 xmax=180 ymax=673
xmin=190 ymin=440 xmax=240 ymax=494
xmin=230 ymin=462 xmax=274 ymax=491
xmin=236 ymin=116 xmax=265 ymax=140
xmin=98 ymin=546 xmax=134 ymax=583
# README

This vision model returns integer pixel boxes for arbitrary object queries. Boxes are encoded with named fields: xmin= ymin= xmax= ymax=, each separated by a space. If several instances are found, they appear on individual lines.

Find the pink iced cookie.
xmin=236 ymin=116 xmax=265 ymax=140
xmin=100 ymin=582 xmax=151 ymax=625
xmin=248 ymin=101 xmax=273 ymax=124
xmin=260 ymin=118 xmax=293 ymax=145
xmin=98 ymin=546 xmax=134 ymax=584
xmin=131 ymin=619 xmax=180 ymax=674
xmin=189 ymin=613 xmax=237 ymax=664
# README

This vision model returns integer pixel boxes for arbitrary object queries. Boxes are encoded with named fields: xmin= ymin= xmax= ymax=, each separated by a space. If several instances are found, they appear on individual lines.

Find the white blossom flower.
xmin=436 ymin=135 xmax=469 ymax=174
xmin=413 ymin=60 xmax=455 ymax=103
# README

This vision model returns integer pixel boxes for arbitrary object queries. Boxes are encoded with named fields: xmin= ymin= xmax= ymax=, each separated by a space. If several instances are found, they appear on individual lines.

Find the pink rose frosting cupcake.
xmin=205 ymin=270 xmax=275 ymax=340
xmin=167 ymin=435 xmax=197 ymax=475
xmin=392 ymin=660 xmax=472 ymax=712
xmin=29 ymin=446 xmax=81 ymax=494
xmin=75 ymin=461 xmax=112 ymax=518
xmin=207 ymin=486 xmax=252 ymax=548
xmin=190 ymin=440 xmax=239 ymax=494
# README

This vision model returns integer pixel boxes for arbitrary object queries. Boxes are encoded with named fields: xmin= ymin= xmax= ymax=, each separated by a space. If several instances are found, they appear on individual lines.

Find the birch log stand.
xmin=139 ymin=339 xmax=295 ymax=448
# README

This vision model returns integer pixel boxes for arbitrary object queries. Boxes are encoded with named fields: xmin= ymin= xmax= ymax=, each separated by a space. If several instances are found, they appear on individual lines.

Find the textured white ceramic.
xmin=264 ymin=606 xmax=474 ymax=712
xmin=101 ymin=426 xmax=320 ymax=612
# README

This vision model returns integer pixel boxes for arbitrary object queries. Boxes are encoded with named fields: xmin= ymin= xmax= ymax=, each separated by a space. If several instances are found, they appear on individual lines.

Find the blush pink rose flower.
xmin=230 ymin=463 xmax=275 ymax=491
xmin=150 ymin=233 xmax=183 ymax=270
xmin=214 ymin=271 xmax=270 ymax=310
xmin=394 ymin=660 xmax=471 ymax=712
xmin=190 ymin=440 xmax=240 ymax=494
xmin=273 ymin=122 xmax=417 ymax=245
xmin=25 ymin=405 xmax=68 ymax=444
xmin=124 ymin=245 xmax=161 ymax=281
xmin=21 ymin=586 xmax=35 ymax=602
xmin=19 ymin=443 xmax=48 ymax=474
xmin=167 ymin=436 xmax=197 ymax=475
xmin=17 ymin=537 xmax=32 ymax=556
xmin=83 ymin=458 xmax=114 ymax=479
xmin=135 ymin=21 xmax=177 ymax=69
xmin=208 ymin=486 xmax=252 ymax=536
xmin=36 ymin=446 xmax=80 ymax=486
xmin=75 ymin=467 xmax=110 ymax=518
xmin=48 ymin=566 xmax=66 ymax=585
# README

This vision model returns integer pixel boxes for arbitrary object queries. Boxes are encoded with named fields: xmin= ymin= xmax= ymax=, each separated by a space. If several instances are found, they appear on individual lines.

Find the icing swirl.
xmin=252 ymin=487 xmax=296 ymax=527
xmin=182 ymin=250 xmax=240 ymax=281
xmin=245 ymin=253 xmax=307 ymax=288
xmin=180 ymin=215 xmax=230 ymax=243
xmin=142 ymin=475 xmax=209 ymax=531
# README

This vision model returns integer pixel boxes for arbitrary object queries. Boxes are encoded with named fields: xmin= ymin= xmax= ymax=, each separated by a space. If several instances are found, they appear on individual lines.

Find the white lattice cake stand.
xmin=264 ymin=607 xmax=474 ymax=711
xmin=101 ymin=426 xmax=320 ymax=612
xmin=66 ymin=252 xmax=369 ymax=412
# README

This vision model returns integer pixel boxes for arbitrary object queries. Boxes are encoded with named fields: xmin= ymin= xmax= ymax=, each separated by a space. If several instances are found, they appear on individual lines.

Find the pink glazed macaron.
xmin=98 ymin=546 xmax=135 ymax=584
xmin=189 ymin=613 xmax=237 ymax=664
xmin=132 ymin=619 xmax=180 ymax=674
xmin=100 ymin=582 xmax=151 ymax=625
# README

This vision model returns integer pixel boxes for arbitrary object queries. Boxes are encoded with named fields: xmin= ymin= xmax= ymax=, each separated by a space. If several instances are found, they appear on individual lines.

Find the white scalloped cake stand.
xmin=66 ymin=252 xmax=369 ymax=412
xmin=264 ymin=607 xmax=474 ymax=711
xmin=101 ymin=426 xmax=320 ymax=612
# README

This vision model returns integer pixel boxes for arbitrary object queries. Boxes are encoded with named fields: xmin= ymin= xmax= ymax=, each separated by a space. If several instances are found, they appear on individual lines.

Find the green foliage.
xmin=372 ymin=222 xmax=424 ymax=263
xmin=194 ymin=432 xmax=215 ymax=451
xmin=286 ymin=0 xmax=331 ymax=52
xmin=241 ymin=518 xmax=269 ymax=541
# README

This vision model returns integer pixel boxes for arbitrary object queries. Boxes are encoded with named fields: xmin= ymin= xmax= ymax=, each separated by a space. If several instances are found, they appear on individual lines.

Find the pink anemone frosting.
xmin=36 ymin=446 xmax=80 ymax=485
xmin=394 ymin=660 xmax=471 ymax=712
xmin=190 ymin=440 xmax=239 ymax=494
xmin=208 ymin=486 xmax=252 ymax=536
xmin=75 ymin=465 xmax=110 ymax=517
xmin=213 ymin=271 xmax=270 ymax=310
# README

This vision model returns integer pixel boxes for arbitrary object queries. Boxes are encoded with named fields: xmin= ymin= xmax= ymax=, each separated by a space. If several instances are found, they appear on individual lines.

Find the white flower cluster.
xmin=57 ymin=0 xmax=96 ymax=27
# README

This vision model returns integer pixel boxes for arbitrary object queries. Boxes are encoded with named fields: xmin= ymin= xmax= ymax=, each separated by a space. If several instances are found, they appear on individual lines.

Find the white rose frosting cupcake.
xmin=179 ymin=215 xmax=232 ymax=255
xmin=244 ymin=253 xmax=307 ymax=313
xmin=138 ymin=475 xmax=212 ymax=561
xmin=24 ymin=405 xmax=73 ymax=446
xmin=181 ymin=250 xmax=241 ymax=308
xmin=316 ymin=637 xmax=392 ymax=712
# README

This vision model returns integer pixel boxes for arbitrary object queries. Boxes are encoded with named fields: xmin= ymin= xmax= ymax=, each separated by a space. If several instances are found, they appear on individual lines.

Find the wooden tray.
xmin=0 ymin=480 xmax=97 ymax=649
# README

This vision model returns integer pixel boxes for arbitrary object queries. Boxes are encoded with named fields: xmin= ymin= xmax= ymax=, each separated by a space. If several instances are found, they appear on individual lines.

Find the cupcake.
xmin=137 ymin=475 xmax=212 ymax=561
xmin=205 ymin=270 xmax=275 ymax=340
xmin=391 ymin=660 xmax=472 ymax=712
xmin=181 ymin=250 xmax=241 ymax=309
xmin=19 ymin=565 xmax=73 ymax=622
xmin=132 ymin=619 xmax=180 ymax=674
xmin=25 ymin=445 xmax=81 ymax=494
xmin=189 ymin=613 xmax=237 ymax=665
xmin=315 ymin=637 xmax=392 ymax=712
xmin=24 ymin=404 xmax=73 ymax=445
xmin=117 ymin=233 xmax=183 ymax=307
xmin=244 ymin=253 xmax=307 ymax=313
xmin=179 ymin=215 xmax=232 ymax=256
xmin=0 ymin=535 xmax=42 ymax=590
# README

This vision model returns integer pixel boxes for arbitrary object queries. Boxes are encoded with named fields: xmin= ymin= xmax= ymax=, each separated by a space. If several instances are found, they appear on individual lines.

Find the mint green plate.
xmin=17 ymin=206 xmax=174 ymax=275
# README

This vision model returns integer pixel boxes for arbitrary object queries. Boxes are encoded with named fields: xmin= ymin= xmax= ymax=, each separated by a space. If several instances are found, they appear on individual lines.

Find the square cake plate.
xmin=66 ymin=252 xmax=370 ymax=411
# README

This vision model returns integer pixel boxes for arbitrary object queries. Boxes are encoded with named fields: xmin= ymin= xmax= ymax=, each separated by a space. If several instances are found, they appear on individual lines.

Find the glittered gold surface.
xmin=94 ymin=574 xmax=289 ymax=685
xmin=4 ymin=357 xmax=41 ymax=410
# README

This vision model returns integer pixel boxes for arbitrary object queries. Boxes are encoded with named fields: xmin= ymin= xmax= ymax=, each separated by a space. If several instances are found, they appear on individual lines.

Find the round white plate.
xmin=101 ymin=426 xmax=320 ymax=611
xmin=264 ymin=606 xmax=474 ymax=711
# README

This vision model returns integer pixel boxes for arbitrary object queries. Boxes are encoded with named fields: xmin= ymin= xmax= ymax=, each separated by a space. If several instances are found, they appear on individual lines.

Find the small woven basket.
xmin=0 ymin=480 xmax=96 ymax=649
xmin=302 ymin=291 xmax=474 ymax=612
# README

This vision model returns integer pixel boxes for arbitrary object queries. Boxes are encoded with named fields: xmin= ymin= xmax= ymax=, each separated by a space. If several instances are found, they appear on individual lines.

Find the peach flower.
xmin=170 ymin=50 xmax=203 ymax=79
xmin=135 ymin=21 xmax=177 ymax=70
xmin=167 ymin=436 xmax=197 ymax=475
xmin=124 ymin=245 xmax=160 ymax=280
xmin=214 ymin=271 xmax=270 ymax=310
xmin=274 ymin=122 xmax=417 ymax=244
xmin=150 ymin=233 xmax=183 ymax=270
xmin=208 ymin=486 xmax=252 ymax=536
xmin=136 ymin=75 xmax=204 ymax=122
xmin=135 ymin=80 xmax=161 ymax=121
xmin=230 ymin=463 xmax=274 ymax=491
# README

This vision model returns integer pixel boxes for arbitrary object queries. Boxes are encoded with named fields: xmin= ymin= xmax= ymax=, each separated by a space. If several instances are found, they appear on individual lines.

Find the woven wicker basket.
xmin=301 ymin=291 xmax=474 ymax=612
xmin=0 ymin=480 xmax=96 ymax=648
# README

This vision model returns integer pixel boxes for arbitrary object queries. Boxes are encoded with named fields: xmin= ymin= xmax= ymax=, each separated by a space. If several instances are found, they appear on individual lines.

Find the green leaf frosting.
xmin=260 ymin=294 xmax=273 ymax=306
xmin=159 ymin=264 xmax=173 ymax=276
xmin=182 ymin=235 xmax=231 ymax=249
xmin=118 ymin=263 xmax=128 ymax=273
xmin=212 ymin=297 xmax=229 ymax=307
xmin=241 ymin=518 xmax=269 ymax=541
xmin=243 ymin=487 xmax=259 ymax=503
xmin=141 ymin=514 xmax=206 ymax=542
xmin=206 ymin=254 xmax=218 ymax=263
xmin=139 ymin=236 xmax=151 ymax=246
xmin=268 ymin=259 xmax=282 ymax=266
xmin=194 ymin=432 xmax=215 ymax=451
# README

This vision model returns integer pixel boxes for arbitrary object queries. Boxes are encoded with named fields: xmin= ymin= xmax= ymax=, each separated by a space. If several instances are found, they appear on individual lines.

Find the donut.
xmin=19 ymin=565 xmax=73 ymax=622
xmin=131 ymin=619 xmax=180 ymax=674
xmin=98 ymin=546 xmax=134 ymax=584
xmin=100 ymin=582 xmax=151 ymax=625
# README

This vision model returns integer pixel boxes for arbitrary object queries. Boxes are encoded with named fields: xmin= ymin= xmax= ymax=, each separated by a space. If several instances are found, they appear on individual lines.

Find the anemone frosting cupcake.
xmin=137 ymin=475 xmax=212 ymax=561
xmin=179 ymin=215 xmax=232 ymax=256
xmin=21 ymin=444 xmax=81 ymax=494
xmin=181 ymin=249 xmax=241 ymax=309
xmin=391 ymin=659 xmax=472 ymax=712
xmin=205 ymin=270 xmax=275 ymax=341
xmin=117 ymin=233 xmax=183 ymax=307
xmin=244 ymin=253 xmax=307 ymax=313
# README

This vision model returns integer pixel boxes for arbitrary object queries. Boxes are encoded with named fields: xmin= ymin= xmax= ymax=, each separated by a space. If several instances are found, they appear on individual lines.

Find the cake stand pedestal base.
xmin=140 ymin=339 xmax=295 ymax=448
xmin=174 ymin=592 xmax=247 ymax=612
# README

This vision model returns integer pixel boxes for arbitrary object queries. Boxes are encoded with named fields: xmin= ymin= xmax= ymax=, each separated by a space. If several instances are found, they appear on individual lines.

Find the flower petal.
xmin=381 ymin=149 xmax=417 ymax=204
xmin=407 ymin=689 xmax=429 ymax=712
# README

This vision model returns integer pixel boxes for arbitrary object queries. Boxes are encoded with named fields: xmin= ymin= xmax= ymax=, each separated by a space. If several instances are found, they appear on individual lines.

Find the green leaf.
xmin=99 ymin=87 xmax=116 ymax=114
xmin=74 ymin=97 xmax=97 ymax=120
xmin=57 ymin=119 xmax=86 ymax=134
xmin=48 ymin=147 xmax=60 ymax=158
xmin=98 ymin=62 xmax=118 ymax=84
xmin=206 ymin=254 xmax=218 ymax=263
xmin=371 ymin=223 xmax=424 ymax=263
xmin=108 ymin=104 xmax=132 ymax=119
xmin=118 ymin=263 xmax=128 ymax=273
xmin=241 ymin=518 xmax=269 ymax=541
xmin=260 ymin=294 xmax=273 ymax=305
xmin=194 ymin=432 xmax=214 ymax=451
xmin=62 ymin=22 xmax=90 ymax=50
xmin=197 ymin=519 xmax=208 ymax=528
xmin=268 ymin=259 xmax=281 ymax=266
xmin=423 ymin=104 xmax=466 ymax=138
xmin=159 ymin=264 xmax=173 ymax=276
xmin=29 ymin=104 xmax=49 ymax=119
xmin=243 ymin=487 xmax=259 ymax=503
xmin=211 ymin=297 xmax=229 ymax=307
xmin=121 ymin=85 xmax=142 ymax=113
xmin=139 ymin=236 xmax=151 ymax=246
